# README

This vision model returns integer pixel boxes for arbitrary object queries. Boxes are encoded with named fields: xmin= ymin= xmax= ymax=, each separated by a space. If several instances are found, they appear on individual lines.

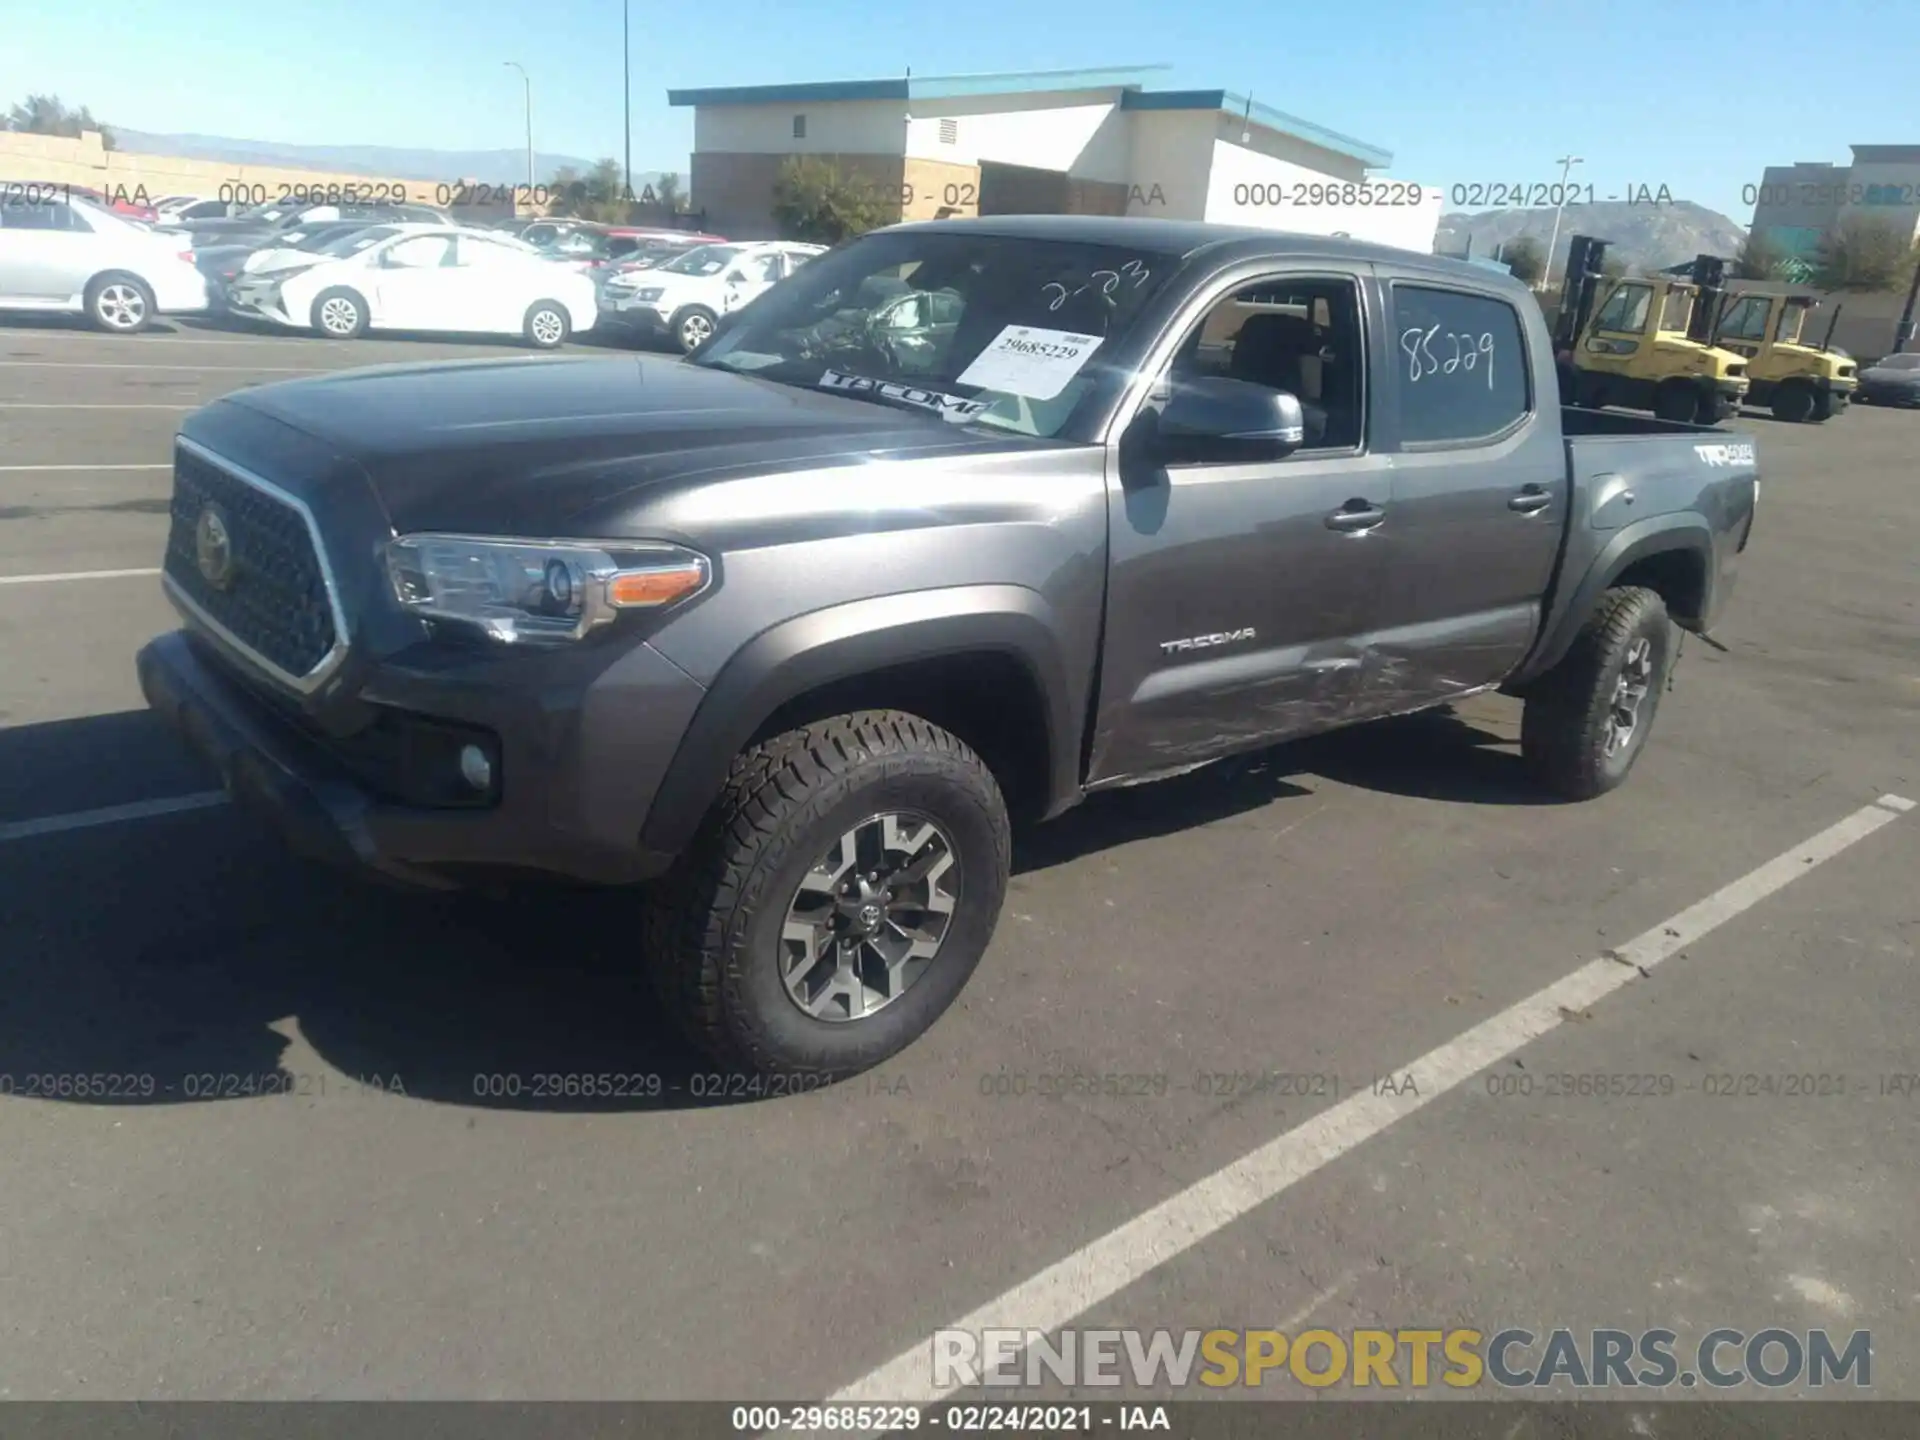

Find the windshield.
xmin=1776 ymin=302 xmax=1810 ymax=345
xmin=689 ymin=228 xmax=1175 ymax=439
xmin=241 ymin=202 xmax=300 ymax=224
xmin=1876 ymin=353 xmax=1920 ymax=371
xmin=317 ymin=225 xmax=400 ymax=257
xmin=660 ymin=243 xmax=744 ymax=276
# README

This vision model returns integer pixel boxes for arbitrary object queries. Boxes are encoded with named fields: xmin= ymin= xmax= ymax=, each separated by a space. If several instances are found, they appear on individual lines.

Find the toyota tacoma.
xmin=137 ymin=216 xmax=1760 ymax=1079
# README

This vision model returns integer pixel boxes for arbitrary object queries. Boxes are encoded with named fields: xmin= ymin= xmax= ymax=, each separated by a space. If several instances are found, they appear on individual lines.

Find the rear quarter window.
xmin=1389 ymin=283 xmax=1531 ymax=444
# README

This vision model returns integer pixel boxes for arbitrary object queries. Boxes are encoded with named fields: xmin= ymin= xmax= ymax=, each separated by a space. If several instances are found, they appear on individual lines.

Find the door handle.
xmin=1508 ymin=485 xmax=1553 ymax=514
xmin=1325 ymin=499 xmax=1386 ymax=533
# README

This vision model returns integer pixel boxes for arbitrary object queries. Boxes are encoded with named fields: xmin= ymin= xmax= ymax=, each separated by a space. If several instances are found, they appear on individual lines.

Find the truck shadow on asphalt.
xmin=0 ymin=704 xmax=1548 ymax=1115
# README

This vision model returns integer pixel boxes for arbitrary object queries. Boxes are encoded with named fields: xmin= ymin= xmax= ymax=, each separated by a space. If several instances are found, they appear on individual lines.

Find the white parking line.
xmin=0 ymin=402 xmax=197 ymax=410
xmin=0 ymin=567 xmax=161 ymax=585
xmin=0 ymin=791 xmax=229 ymax=844
xmin=0 ymin=463 xmax=171 ymax=472
xmin=0 ymin=330 xmax=347 ymax=346
xmin=0 ymin=361 xmax=330 ymax=372
xmin=805 ymin=795 xmax=1913 ymax=1425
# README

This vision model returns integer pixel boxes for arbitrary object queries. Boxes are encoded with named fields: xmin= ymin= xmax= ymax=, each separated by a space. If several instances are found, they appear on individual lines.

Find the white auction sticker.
xmin=956 ymin=325 xmax=1103 ymax=401
xmin=817 ymin=369 xmax=989 ymax=421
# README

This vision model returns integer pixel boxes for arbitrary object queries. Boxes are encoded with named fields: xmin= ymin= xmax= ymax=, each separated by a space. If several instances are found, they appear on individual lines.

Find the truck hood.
xmin=213 ymin=353 xmax=1038 ymax=534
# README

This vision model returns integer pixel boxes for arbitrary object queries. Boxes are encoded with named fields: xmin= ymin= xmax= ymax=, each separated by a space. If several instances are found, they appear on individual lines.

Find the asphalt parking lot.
xmin=0 ymin=314 xmax=1915 ymax=1412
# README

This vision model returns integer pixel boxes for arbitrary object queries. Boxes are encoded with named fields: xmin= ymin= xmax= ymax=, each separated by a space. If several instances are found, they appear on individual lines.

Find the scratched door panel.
xmin=1087 ymin=267 xmax=1394 ymax=786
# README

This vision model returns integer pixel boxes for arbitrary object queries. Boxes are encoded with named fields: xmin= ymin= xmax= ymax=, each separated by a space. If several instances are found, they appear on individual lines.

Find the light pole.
xmin=1894 ymin=232 xmax=1920 ymax=353
xmin=622 ymin=0 xmax=632 ymax=202
xmin=1542 ymin=154 xmax=1583 ymax=292
xmin=504 ymin=62 xmax=533 ymax=193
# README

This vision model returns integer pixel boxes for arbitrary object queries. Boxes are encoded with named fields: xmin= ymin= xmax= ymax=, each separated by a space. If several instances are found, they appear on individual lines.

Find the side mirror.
xmin=1155 ymin=377 xmax=1305 ymax=462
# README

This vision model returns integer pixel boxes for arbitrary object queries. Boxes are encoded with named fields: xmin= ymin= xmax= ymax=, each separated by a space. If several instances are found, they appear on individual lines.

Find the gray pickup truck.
xmin=136 ymin=216 xmax=1760 ymax=1078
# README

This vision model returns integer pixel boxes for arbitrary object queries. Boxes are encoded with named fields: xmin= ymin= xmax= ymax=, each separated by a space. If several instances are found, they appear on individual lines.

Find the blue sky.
xmin=7 ymin=0 xmax=1916 ymax=221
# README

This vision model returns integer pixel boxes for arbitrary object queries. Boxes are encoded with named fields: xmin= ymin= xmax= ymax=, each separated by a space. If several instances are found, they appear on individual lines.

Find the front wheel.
xmin=87 ymin=274 xmax=155 ymax=334
xmin=671 ymin=304 xmax=718 ymax=354
xmin=311 ymin=288 xmax=368 ymax=338
xmin=1653 ymin=383 xmax=1701 ymax=424
xmin=523 ymin=300 xmax=570 ymax=349
xmin=1521 ymin=587 xmax=1675 ymax=800
xmin=1771 ymin=382 xmax=1816 ymax=423
xmin=642 ymin=711 xmax=1012 ymax=1079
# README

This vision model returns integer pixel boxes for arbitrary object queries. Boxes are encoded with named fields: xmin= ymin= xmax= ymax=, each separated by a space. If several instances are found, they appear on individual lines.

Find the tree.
xmin=653 ymin=172 xmax=683 ymax=215
xmin=544 ymin=158 xmax=638 ymax=222
xmin=1500 ymin=235 xmax=1545 ymax=284
xmin=1811 ymin=214 xmax=1920 ymax=293
xmin=770 ymin=156 xmax=893 ymax=244
xmin=6 ymin=93 xmax=115 ymax=149
xmin=1732 ymin=229 xmax=1789 ymax=281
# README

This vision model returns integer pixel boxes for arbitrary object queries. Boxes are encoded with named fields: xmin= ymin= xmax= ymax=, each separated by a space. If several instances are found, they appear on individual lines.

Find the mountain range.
xmin=1436 ymin=200 xmax=1749 ymax=273
xmin=107 ymin=127 xmax=684 ymax=190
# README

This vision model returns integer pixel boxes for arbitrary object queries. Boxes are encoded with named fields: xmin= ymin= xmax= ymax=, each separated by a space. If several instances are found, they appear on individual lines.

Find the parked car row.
xmin=598 ymin=240 xmax=827 ymax=351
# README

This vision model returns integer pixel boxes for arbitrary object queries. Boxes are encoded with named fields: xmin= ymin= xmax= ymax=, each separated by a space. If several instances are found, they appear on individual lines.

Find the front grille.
xmin=164 ymin=443 xmax=340 ymax=685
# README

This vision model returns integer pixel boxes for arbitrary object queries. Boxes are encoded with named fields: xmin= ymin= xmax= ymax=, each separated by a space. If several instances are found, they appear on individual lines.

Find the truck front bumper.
xmin=137 ymin=629 xmax=697 ymax=890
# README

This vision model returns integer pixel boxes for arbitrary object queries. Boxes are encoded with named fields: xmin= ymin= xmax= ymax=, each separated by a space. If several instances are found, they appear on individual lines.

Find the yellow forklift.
xmin=1708 ymin=288 xmax=1856 ymax=422
xmin=1554 ymin=235 xmax=1750 ymax=424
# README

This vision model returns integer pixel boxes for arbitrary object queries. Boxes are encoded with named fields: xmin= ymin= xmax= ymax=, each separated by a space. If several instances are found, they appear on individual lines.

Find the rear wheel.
xmin=523 ymin=300 xmax=570 ymax=349
xmin=311 ymin=288 xmax=368 ymax=338
xmin=1772 ymin=381 xmax=1816 ymax=423
xmin=1521 ymin=587 xmax=1675 ymax=800
xmin=86 ymin=273 xmax=155 ymax=334
xmin=671 ymin=304 xmax=718 ymax=354
xmin=642 ymin=710 xmax=1012 ymax=1079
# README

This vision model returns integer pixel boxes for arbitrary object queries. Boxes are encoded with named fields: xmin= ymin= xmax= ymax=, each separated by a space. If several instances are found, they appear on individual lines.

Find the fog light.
xmin=458 ymin=744 xmax=493 ymax=790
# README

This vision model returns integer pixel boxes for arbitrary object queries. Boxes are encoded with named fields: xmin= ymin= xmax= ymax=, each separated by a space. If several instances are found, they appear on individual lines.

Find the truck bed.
xmin=1559 ymin=404 xmax=1732 ymax=437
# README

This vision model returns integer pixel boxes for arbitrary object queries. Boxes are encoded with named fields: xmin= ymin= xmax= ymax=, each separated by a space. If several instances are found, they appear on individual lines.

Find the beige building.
xmin=669 ymin=65 xmax=1440 ymax=251
xmin=0 ymin=129 xmax=511 ymax=218
xmin=1749 ymin=144 xmax=1920 ymax=273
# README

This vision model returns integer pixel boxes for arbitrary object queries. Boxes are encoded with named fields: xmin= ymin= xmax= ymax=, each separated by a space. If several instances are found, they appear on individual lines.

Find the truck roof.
xmin=890 ymin=214 xmax=1527 ymax=292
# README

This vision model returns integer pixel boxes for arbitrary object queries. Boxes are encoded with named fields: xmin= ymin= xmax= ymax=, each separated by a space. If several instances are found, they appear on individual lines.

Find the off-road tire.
xmin=642 ymin=710 xmax=1012 ymax=1080
xmin=1521 ymin=586 xmax=1674 ymax=800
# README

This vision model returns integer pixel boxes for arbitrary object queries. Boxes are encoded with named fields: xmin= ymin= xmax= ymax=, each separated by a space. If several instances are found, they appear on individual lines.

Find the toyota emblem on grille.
xmin=194 ymin=504 xmax=236 ymax=590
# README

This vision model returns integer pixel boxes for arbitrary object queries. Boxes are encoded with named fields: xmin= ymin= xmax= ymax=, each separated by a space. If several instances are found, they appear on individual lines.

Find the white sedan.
xmin=0 ymin=190 xmax=208 ymax=332
xmin=224 ymin=225 xmax=597 ymax=347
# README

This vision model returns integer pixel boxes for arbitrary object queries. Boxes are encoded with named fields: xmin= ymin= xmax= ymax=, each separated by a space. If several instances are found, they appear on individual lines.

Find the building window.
xmin=792 ymin=114 xmax=807 ymax=139
xmin=938 ymin=117 xmax=958 ymax=145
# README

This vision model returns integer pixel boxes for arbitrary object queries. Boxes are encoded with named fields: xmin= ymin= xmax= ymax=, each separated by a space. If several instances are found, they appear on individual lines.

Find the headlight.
xmin=635 ymin=287 xmax=665 ymax=302
xmin=383 ymin=535 xmax=710 ymax=644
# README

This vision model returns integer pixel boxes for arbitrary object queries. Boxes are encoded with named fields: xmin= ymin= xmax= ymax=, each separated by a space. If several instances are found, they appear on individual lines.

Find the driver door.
xmin=367 ymin=233 xmax=458 ymax=329
xmin=1086 ymin=265 xmax=1395 ymax=785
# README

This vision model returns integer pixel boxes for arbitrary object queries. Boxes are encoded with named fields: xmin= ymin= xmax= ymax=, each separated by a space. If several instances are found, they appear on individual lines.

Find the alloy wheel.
xmin=531 ymin=308 xmax=565 ymax=346
xmin=779 ymin=812 xmax=960 ymax=1022
xmin=1604 ymin=637 xmax=1655 ymax=757
xmin=96 ymin=283 xmax=146 ymax=330
xmin=319 ymin=297 xmax=359 ymax=335
xmin=680 ymin=313 xmax=713 ymax=350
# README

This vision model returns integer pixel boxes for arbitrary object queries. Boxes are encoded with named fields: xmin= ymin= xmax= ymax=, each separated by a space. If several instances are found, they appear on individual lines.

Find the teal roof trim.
xmin=668 ymin=66 xmax=1172 ymax=109
xmin=1122 ymin=89 xmax=1392 ymax=169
